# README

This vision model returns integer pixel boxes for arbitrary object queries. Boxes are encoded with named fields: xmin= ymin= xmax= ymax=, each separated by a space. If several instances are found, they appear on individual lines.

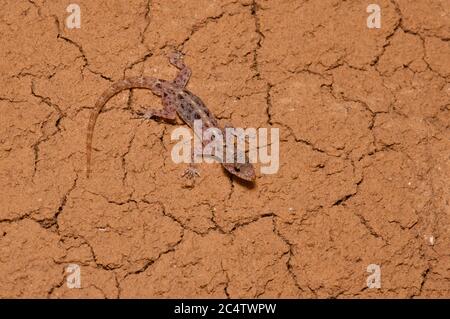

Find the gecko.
xmin=86 ymin=51 xmax=256 ymax=182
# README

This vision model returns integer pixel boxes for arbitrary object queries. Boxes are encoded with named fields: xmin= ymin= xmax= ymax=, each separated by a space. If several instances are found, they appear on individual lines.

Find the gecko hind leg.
xmin=169 ymin=51 xmax=192 ymax=88
xmin=139 ymin=96 xmax=177 ymax=122
xmin=141 ymin=108 xmax=176 ymax=122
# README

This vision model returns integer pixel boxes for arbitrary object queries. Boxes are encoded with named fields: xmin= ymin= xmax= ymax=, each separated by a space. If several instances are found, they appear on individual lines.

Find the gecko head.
xmin=223 ymin=162 xmax=256 ymax=182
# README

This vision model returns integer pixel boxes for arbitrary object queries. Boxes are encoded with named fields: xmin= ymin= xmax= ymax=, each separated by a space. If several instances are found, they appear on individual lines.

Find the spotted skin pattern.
xmin=86 ymin=52 xmax=256 ymax=182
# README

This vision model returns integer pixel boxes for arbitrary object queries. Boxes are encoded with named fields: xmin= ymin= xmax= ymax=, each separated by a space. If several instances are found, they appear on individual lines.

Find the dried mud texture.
xmin=0 ymin=0 xmax=449 ymax=298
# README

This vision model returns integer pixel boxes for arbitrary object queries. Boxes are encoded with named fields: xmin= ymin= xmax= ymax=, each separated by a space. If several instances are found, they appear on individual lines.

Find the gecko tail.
xmin=86 ymin=110 xmax=96 ymax=179
xmin=86 ymin=146 xmax=91 ymax=179
xmin=85 ymin=76 xmax=161 ymax=178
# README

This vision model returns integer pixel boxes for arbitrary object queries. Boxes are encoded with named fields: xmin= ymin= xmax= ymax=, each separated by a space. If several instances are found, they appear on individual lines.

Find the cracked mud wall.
xmin=0 ymin=0 xmax=449 ymax=298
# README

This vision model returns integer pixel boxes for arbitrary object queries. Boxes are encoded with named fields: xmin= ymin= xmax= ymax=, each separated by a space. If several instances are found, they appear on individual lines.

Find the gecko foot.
xmin=182 ymin=166 xmax=200 ymax=180
xmin=169 ymin=51 xmax=185 ymax=69
xmin=142 ymin=110 xmax=156 ymax=120
xmin=137 ymin=108 xmax=176 ymax=122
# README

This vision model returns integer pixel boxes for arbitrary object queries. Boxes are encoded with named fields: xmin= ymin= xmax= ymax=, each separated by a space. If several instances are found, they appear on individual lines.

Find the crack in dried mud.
xmin=1 ymin=0 xmax=448 ymax=298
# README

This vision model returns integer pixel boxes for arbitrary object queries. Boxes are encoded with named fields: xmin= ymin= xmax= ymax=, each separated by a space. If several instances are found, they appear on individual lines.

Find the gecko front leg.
xmin=182 ymin=144 xmax=201 ymax=180
xmin=182 ymin=164 xmax=200 ymax=179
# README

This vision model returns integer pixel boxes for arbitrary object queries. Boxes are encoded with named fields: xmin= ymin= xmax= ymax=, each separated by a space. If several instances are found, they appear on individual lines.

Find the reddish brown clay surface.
xmin=0 ymin=0 xmax=449 ymax=298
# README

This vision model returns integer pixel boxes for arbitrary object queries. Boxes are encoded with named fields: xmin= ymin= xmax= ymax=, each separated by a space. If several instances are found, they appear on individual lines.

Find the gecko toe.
xmin=182 ymin=166 xmax=200 ymax=180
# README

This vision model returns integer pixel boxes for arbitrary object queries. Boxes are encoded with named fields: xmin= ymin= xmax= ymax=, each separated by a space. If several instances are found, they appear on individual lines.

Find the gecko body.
xmin=86 ymin=52 xmax=256 ymax=182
